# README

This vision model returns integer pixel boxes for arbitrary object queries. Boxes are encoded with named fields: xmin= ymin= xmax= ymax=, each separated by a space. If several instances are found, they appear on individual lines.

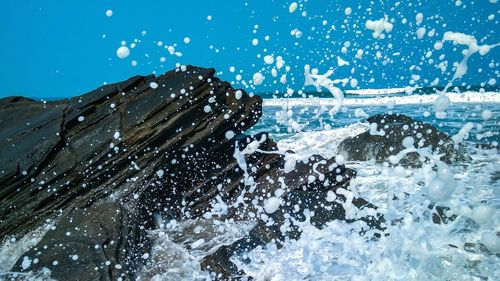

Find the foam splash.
xmin=0 ymin=222 xmax=56 ymax=281
xmin=138 ymin=219 xmax=254 ymax=281
xmin=432 ymin=32 xmax=499 ymax=118
xmin=345 ymin=87 xmax=415 ymax=96
xmin=276 ymin=123 xmax=370 ymax=160
xmin=232 ymin=145 xmax=500 ymax=281
xmin=441 ymin=32 xmax=499 ymax=83
xmin=365 ymin=16 xmax=394 ymax=39
xmin=303 ymin=65 xmax=347 ymax=116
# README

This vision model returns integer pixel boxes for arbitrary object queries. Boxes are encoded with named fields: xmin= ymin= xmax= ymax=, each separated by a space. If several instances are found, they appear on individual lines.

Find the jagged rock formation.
xmin=0 ymin=66 xmax=381 ymax=280
xmin=338 ymin=113 xmax=470 ymax=166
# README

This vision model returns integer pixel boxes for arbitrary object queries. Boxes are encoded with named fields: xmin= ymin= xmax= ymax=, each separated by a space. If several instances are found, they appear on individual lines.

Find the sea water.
xmin=138 ymin=90 xmax=499 ymax=280
xmin=5 ymin=90 xmax=498 ymax=281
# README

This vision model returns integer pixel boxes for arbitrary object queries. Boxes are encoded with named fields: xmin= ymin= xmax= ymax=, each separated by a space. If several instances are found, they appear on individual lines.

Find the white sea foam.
xmin=233 ymin=143 xmax=500 ymax=281
xmin=303 ymin=65 xmax=347 ymax=116
xmin=276 ymin=123 xmax=369 ymax=160
xmin=0 ymin=221 xmax=55 ymax=280
xmin=263 ymin=91 xmax=500 ymax=107
xmin=345 ymin=87 xmax=415 ymax=95
xmin=365 ymin=16 xmax=394 ymax=39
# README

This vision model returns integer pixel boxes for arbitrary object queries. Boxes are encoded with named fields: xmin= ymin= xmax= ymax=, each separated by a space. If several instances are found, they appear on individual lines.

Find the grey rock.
xmin=338 ymin=113 xmax=470 ymax=166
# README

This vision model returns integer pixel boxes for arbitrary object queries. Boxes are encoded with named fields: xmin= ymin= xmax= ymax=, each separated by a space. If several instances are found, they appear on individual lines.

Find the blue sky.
xmin=0 ymin=0 xmax=498 ymax=98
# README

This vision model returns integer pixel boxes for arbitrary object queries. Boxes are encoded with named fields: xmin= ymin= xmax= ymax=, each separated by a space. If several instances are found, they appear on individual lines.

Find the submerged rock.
xmin=338 ymin=113 xmax=470 ymax=166
xmin=0 ymin=66 xmax=381 ymax=280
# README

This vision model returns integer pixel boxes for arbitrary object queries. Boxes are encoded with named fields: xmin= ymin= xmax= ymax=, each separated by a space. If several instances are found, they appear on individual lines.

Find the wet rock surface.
xmin=11 ymin=203 xmax=145 ymax=281
xmin=0 ymin=66 xmax=381 ymax=280
xmin=338 ymin=113 xmax=470 ymax=166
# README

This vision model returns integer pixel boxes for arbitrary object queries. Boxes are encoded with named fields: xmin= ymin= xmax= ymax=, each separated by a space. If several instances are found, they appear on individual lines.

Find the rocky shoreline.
xmin=0 ymin=66 xmax=468 ymax=280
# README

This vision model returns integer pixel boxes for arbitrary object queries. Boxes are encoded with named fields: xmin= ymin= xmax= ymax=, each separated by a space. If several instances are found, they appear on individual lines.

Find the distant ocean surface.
xmin=251 ymin=89 xmax=500 ymax=145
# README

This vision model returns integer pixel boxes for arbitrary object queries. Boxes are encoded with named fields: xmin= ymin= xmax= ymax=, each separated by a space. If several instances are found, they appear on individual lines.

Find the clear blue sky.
xmin=0 ymin=0 xmax=498 ymax=98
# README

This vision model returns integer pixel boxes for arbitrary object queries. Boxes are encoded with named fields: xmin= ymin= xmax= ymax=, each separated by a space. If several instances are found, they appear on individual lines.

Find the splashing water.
xmin=230 ymin=143 xmax=499 ymax=281
xmin=1 ymin=1 xmax=499 ymax=280
xmin=138 ymin=219 xmax=254 ymax=281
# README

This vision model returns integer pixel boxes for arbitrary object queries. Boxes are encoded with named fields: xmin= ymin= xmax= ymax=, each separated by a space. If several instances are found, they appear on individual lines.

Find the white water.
xmin=227 ymin=125 xmax=500 ymax=280
xmin=276 ymin=123 xmax=370 ymax=159
xmin=345 ymin=87 xmax=415 ymax=96
xmin=138 ymin=219 xmax=254 ymax=281
xmin=0 ymin=222 xmax=55 ymax=280
xmin=263 ymin=91 xmax=500 ymax=107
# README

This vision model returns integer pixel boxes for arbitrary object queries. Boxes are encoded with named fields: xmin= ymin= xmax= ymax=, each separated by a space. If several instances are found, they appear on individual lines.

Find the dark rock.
xmin=1 ymin=66 xmax=260 ymax=238
xmin=431 ymin=205 xmax=458 ymax=224
xmin=338 ymin=113 xmax=470 ymax=166
xmin=11 ymin=203 xmax=146 ymax=281
xmin=0 ymin=66 xmax=381 ymax=280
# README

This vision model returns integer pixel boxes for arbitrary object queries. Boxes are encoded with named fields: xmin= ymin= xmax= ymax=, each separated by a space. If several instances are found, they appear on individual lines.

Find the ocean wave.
xmin=345 ymin=87 xmax=414 ymax=95
xmin=276 ymin=123 xmax=369 ymax=159
xmin=263 ymin=91 xmax=500 ymax=107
